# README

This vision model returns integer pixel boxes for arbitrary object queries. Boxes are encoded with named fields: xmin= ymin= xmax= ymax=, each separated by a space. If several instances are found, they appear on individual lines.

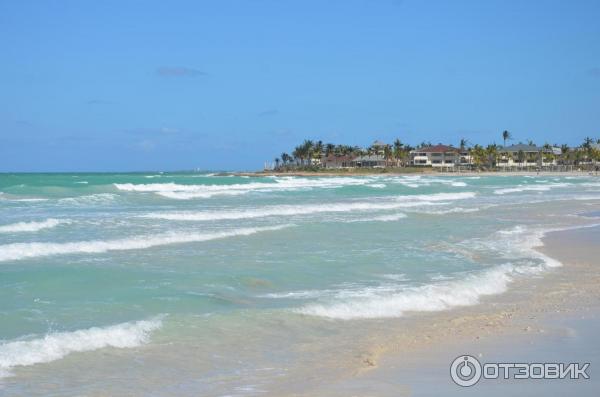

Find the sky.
xmin=1 ymin=0 xmax=599 ymax=172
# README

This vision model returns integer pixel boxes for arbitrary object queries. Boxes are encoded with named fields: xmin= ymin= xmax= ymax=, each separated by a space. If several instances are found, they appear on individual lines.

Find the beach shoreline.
xmin=275 ymin=224 xmax=600 ymax=396
xmin=234 ymin=169 xmax=599 ymax=178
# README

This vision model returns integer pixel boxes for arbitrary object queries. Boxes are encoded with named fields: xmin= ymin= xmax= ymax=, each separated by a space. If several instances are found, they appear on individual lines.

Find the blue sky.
xmin=1 ymin=0 xmax=599 ymax=171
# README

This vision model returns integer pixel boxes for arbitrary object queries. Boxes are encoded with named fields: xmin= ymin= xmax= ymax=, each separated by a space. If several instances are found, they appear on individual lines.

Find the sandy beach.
xmin=281 ymin=223 xmax=600 ymax=396
xmin=2 ymin=173 xmax=599 ymax=396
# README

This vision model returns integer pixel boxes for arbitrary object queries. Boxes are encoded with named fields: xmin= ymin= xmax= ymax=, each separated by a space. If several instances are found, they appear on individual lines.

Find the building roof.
xmin=498 ymin=143 xmax=543 ymax=152
xmin=500 ymin=144 xmax=546 ymax=152
xmin=322 ymin=154 xmax=356 ymax=162
xmin=354 ymin=154 xmax=386 ymax=162
xmin=413 ymin=144 xmax=459 ymax=153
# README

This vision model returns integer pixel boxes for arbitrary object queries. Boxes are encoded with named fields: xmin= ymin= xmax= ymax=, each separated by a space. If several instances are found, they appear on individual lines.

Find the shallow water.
xmin=1 ymin=173 xmax=599 ymax=395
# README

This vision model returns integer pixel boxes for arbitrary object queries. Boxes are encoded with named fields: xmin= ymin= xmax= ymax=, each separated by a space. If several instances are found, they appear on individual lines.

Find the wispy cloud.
xmin=156 ymin=67 xmax=206 ymax=77
xmin=588 ymin=67 xmax=600 ymax=77
xmin=258 ymin=109 xmax=279 ymax=117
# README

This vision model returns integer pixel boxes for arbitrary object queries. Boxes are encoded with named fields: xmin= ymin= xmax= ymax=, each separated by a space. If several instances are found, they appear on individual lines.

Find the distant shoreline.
xmin=233 ymin=168 xmax=599 ymax=177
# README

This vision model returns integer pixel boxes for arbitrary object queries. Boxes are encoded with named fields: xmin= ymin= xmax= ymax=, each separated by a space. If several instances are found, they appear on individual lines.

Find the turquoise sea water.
xmin=1 ymin=172 xmax=600 ymax=395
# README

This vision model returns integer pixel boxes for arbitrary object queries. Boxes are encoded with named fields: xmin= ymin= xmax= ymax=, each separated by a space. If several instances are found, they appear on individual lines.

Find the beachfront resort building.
xmin=322 ymin=154 xmax=357 ymax=169
xmin=322 ymin=154 xmax=387 ymax=168
xmin=352 ymin=154 xmax=387 ymax=168
xmin=497 ymin=144 xmax=557 ymax=168
xmin=410 ymin=145 xmax=470 ymax=168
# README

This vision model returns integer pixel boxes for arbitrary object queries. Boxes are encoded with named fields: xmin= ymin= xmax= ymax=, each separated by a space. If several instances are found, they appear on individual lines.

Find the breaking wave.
xmin=0 ymin=317 xmax=163 ymax=378
xmin=57 ymin=193 xmax=118 ymax=205
xmin=140 ymin=192 xmax=476 ymax=221
xmin=113 ymin=177 xmax=376 ymax=199
xmin=295 ymin=224 xmax=567 ymax=319
xmin=0 ymin=225 xmax=291 ymax=262
xmin=0 ymin=219 xmax=70 ymax=233
xmin=296 ymin=265 xmax=514 ymax=319
xmin=494 ymin=183 xmax=570 ymax=195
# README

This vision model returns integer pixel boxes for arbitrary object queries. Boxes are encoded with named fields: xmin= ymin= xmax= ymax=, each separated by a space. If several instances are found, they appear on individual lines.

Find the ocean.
xmin=1 ymin=172 xmax=599 ymax=395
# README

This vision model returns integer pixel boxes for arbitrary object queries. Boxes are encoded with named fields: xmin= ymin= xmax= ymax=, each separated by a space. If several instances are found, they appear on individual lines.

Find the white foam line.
xmin=0 ymin=219 xmax=70 ymax=233
xmin=140 ymin=192 xmax=476 ymax=221
xmin=113 ymin=177 xmax=376 ymax=199
xmin=57 ymin=193 xmax=117 ymax=205
xmin=0 ymin=225 xmax=291 ymax=262
xmin=494 ymin=183 xmax=570 ymax=195
xmin=295 ymin=222 xmax=600 ymax=320
xmin=296 ymin=265 xmax=514 ymax=319
xmin=344 ymin=213 xmax=407 ymax=222
xmin=0 ymin=317 xmax=163 ymax=378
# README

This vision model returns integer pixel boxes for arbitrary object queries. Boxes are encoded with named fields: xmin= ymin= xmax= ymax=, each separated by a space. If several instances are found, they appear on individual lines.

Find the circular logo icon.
xmin=450 ymin=355 xmax=482 ymax=387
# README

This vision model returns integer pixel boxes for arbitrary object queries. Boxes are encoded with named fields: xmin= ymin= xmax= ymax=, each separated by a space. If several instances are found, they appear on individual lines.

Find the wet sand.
xmin=279 ymin=224 xmax=600 ymax=396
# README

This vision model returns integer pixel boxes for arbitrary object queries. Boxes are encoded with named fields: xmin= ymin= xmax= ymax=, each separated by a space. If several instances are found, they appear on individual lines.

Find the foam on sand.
xmin=0 ymin=317 xmax=163 ymax=378
xmin=0 ymin=219 xmax=70 ymax=233
xmin=0 ymin=225 xmax=291 ymax=262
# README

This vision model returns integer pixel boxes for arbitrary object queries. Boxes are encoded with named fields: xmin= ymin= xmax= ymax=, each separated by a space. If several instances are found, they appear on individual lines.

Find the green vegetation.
xmin=270 ymin=135 xmax=600 ymax=172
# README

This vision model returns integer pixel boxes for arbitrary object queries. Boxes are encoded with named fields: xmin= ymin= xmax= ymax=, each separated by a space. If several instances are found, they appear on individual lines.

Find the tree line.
xmin=272 ymin=133 xmax=600 ymax=170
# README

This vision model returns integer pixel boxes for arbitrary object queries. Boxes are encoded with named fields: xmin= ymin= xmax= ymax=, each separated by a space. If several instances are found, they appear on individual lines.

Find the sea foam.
xmin=0 ymin=317 xmax=162 ymax=378
xmin=0 ymin=219 xmax=70 ymax=233
xmin=494 ymin=183 xmax=570 ymax=195
xmin=140 ymin=192 xmax=476 ymax=221
xmin=114 ymin=177 xmax=377 ymax=199
xmin=0 ymin=225 xmax=291 ymax=262
xmin=296 ymin=265 xmax=514 ymax=319
xmin=296 ymin=223 xmax=567 ymax=319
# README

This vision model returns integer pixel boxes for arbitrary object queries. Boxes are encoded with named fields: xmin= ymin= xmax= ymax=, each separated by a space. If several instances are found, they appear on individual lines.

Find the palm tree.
xmin=281 ymin=152 xmax=292 ymax=166
xmin=325 ymin=143 xmax=335 ymax=157
xmin=312 ymin=140 xmax=323 ymax=165
xmin=459 ymin=138 xmax=469 ymax=151
xmin=383 ymin=145 xmax=393 ymax=167
xmin=502 ymin=130 xmax=511 ymax=147
xmin=470 ymin=145 xmax=486 ymax=168
xmin=301 ymin=140 xmax=314 ymax=165
xmin=393 ymin=139 xmax=404 ymax=166
xmin=486 ymin=144 xmax=498 ymax=168
xmin=517 ymin=150 xmax=525 ymax=167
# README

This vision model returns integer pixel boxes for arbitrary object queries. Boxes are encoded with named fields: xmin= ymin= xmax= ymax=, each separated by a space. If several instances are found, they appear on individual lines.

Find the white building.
xmin=410 ymin=145 xmax=470 ymax=168
xmin=497 ymin=144 xmax=556 ymax=168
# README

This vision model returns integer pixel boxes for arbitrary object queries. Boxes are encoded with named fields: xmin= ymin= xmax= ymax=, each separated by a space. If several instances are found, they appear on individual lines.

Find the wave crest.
xmin=0 ymin=317 xmax=163 ymax=378
xmin=0 ymin=219 xmax=70 ymax=233
xmin=140 ymin=192 xmax=476 ymax=221
xmin=0 ymin=225 xmax=291 ymax=262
